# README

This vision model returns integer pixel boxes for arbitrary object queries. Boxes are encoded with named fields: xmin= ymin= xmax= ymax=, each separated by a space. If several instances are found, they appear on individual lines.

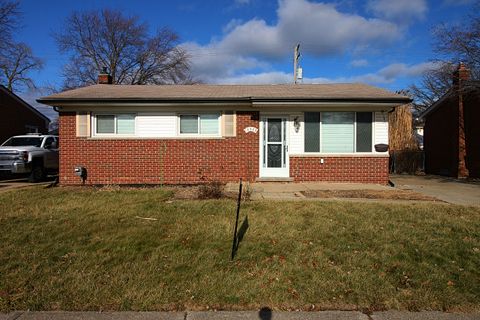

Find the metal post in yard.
xmin=231 ymin=178 xmax=243 ymax=260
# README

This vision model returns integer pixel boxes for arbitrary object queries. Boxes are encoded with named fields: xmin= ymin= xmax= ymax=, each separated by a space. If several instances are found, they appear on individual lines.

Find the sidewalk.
xmin=1 ymin=311 xmax=479 ymax=320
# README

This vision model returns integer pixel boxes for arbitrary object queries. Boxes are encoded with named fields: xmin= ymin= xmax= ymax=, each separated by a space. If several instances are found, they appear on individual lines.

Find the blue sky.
xmin=15 ymin=0 xmax=474 ymax=118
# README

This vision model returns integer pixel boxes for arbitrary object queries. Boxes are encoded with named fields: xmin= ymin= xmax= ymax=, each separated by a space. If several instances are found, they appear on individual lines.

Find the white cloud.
xmin=375 ymin=61 xmax=439 ymax=81
xmin=182 ymin=42 xmax=266 ymax=82
xmin=213 ymin=72 xmax=292 ymax=84
xmin=206 ymin=62 xmax=438 ymax=85
xmin=186 ymin=0 xmax=402 ymax=82
xmin=222 ymin=19 xmax=243 ymax=34
xmin=217 ymin=0 xmax=400 ymax=58
xmin=366 ymin=0 xmax=427 ymax=24
xmin=350 ymin=59 xmax=369 ymax=67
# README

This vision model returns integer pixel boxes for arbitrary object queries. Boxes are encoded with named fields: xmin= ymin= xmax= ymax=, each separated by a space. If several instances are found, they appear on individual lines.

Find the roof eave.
xmin=37 ymin=96 xmax=411 ymax=107
xmin=418 ymin=89 xmax=453 ymax=119
xmin=1 ymin=86 xmax=51 ymax=123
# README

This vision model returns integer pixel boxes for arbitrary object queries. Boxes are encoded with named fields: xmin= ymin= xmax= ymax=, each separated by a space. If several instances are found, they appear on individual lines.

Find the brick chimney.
xmin=453 ymin=62 xmax=470 ymax=86
xmin=455 ymin=62 xmax=469 ymax=179
xmin=98 ymin=67 xmax=112 ymax=84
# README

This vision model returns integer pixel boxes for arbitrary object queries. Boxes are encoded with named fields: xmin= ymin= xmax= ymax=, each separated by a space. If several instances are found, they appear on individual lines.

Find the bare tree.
xmin=434 ymin=17 xmax=480 ymax=80
xmin=0 ymin=42 xmax=43 ymax=91
xmin=0 ymin=0 xmax=19 ymax=51
xmin=55 ymin=9 xmax=192 ymax=89
xmin=0 ymin=0 xmax=44 ymax=92
xmin=409 ymin=4 xmax=480 ymax=113
xmin=408 ymin=62 xmax=457 ymax=114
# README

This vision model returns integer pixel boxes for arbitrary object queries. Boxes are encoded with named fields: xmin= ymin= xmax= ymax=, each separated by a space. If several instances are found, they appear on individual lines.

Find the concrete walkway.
xmin=390 ymin=174 xmax=480 ymax=206
xmin=1 ymin=311 xmax=479 ymax=320
xmin=225 ymin=175 xmax=480 ymax=206
xmin=225 ymin=181 xmax=390 ymax=200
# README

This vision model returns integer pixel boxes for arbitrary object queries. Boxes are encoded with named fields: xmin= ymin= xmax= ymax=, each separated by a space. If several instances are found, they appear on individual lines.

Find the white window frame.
xmin=92 ymin=113 xmax=137 ymax=137
xmin=305 ymin=111 xmax=374 ymax=154
xmin=177 ymin=113 xmax=221 ymax=137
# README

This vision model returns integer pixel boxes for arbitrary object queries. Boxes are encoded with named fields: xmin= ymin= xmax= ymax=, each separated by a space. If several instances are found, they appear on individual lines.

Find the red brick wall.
xmin=59 ymin=111 xmax=259 ymax=185
xmin=290 ymin=156 xmax=389 ymax=184
xmin=59 ymin=111 xmax=390 ymax=185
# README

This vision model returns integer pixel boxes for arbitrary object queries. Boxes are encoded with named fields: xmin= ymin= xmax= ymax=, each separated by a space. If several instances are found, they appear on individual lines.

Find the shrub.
xmin=198 ymin=181 xmax=223 ymax=199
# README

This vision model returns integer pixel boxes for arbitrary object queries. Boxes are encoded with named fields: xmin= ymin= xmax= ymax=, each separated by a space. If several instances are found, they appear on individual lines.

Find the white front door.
xmin=259 ymin=116 xmax=289 ymax=178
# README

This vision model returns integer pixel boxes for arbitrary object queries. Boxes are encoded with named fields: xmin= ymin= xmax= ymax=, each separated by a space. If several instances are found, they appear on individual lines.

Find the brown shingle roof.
xmin=38 ymin=83 xmax=410 ymax=103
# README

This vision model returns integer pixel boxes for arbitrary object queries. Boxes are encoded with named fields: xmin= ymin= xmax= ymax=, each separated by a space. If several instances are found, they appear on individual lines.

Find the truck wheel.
xmin=29 ymin=164 xmax=45 ymax=183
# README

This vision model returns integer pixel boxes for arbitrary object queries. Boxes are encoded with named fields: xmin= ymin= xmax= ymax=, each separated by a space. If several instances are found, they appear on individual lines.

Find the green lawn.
xmin=0 ymin=187 xmax=479 ymax=312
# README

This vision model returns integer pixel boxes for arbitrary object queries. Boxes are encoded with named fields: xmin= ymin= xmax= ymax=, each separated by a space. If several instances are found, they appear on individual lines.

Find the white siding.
xmin=374 ymin=111 xmax=389 ymax=148
xmin=136 ymin=113 xmax=176 ymax=137
xmin=289 ymin=113 xmax=304 ymax=154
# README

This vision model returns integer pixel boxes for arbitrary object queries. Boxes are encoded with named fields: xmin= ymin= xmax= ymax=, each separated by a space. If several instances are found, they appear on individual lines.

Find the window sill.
xmin=88 ymin=136 xmax=226 ymax=140
xmin=289 ymin=153 xmax=389 ymax=157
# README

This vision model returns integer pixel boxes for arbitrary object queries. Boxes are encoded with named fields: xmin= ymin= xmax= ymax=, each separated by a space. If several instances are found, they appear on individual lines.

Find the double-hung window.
xmin=95 ymin=114 xmax=135 ymax=135
xmin=179 ymin=113 xmax=220 ymax=135
xmin=304 ymin=112 xmax=373 ymax=153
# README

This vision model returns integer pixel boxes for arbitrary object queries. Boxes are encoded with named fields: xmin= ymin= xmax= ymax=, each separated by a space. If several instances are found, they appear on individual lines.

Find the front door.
xmin=260 ymin=117 xmax=289 ymax=178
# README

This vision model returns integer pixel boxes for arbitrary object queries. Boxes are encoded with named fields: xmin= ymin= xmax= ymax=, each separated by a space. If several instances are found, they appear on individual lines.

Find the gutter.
xmin=37 ymin=96 xmax=411 ymax=107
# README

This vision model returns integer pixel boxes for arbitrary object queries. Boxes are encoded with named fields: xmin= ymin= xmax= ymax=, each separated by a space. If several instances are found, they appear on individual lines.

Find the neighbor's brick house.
xmin=1 ymin=85 xmax=50 ymax=143
xmin=38 ymin=75 xmax=409 ymax=185
xmin=421 ymin=63 xmax=480 ymax=178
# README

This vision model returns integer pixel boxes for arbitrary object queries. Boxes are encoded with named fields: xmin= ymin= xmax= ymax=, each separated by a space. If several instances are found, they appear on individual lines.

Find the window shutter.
xmin=356 ymin=112 xmax=372 ymax=152
xmin=304 ymin=112 xmax=320 ymax=152
xmin=223 ymin=111 xmax=236 ymax=137
xmin=76 ymin=112 xmax=90 ymax=137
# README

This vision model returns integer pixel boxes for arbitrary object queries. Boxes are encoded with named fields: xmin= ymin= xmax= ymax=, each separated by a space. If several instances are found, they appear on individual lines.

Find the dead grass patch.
xmin=301 ymin=189 xmax=441 ymax=201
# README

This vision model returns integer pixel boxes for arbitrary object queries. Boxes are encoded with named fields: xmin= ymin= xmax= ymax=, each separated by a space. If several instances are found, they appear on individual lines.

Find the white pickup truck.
xmin=0 ymin=134 xmax=59 ymax=182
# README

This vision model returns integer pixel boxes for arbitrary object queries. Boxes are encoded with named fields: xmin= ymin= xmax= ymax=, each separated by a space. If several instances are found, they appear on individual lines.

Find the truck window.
xmin=2 ymin=137 xmax=43 ymax=147
xmin=44 ymin=137 xmax=55 ymax=149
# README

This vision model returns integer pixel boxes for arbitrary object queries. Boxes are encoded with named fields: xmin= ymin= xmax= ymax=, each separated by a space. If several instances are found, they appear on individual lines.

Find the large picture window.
xmin=179 ymin=113 xmax=220 ymax=135
xmin=95 ymin=114 xmax=135 ymax=135
xmin=322 ymin=112 xmax=355 ymax=153
xmin=304 ymin=112 xmax=373 ymax=153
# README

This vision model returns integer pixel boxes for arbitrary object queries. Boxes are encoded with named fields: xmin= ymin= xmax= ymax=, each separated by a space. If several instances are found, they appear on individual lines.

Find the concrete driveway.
xmin=0 ymin=176 xmax=56 ymax=193
xmin=390 ymin=174 xmax=480 ymax=206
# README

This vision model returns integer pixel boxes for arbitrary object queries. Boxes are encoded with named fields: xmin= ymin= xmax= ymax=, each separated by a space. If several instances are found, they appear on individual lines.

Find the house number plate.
xmin=244 ymin=127 xmax=259 ymax=133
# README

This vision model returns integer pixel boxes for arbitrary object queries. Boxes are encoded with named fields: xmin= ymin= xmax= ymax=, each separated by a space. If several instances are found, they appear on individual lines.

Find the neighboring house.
xmin=38 ymin=74 xmax=409 ymax=185
xmin=0 ymin=85 xmax=50 ymax=143
xmin=421 ymin=63 xmax=480 ymax=179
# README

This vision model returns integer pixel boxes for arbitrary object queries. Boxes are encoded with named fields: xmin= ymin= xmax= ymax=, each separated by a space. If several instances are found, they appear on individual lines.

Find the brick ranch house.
xmin=38 ymin=76 xmax=410 ymax=185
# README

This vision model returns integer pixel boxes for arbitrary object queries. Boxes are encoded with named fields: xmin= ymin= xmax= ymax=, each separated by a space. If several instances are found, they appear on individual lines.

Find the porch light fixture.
xmin=293 ymin=116 xmax=300 ymax=133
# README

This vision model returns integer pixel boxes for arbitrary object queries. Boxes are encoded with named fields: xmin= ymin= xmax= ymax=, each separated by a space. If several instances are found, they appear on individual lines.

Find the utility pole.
xmin=293 ymin=43 xmax=300 ymax=84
